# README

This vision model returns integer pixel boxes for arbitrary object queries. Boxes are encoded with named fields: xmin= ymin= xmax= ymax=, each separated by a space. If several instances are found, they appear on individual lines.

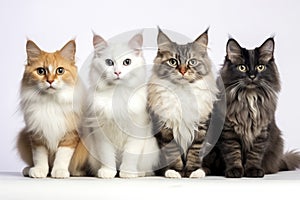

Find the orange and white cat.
xmin=17 ymin=39 xmax=87 ymax=178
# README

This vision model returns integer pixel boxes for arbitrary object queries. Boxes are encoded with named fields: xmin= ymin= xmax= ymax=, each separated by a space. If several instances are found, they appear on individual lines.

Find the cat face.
xmin=91 ymin=33 xmax=145 ymax=86
xmin=221 ymin=37 xmax=280 ymax=93
xmin=153 ymin=28 xmax=210 ymax=84
xmin=22 ymin=40 xmax=77 ymax=94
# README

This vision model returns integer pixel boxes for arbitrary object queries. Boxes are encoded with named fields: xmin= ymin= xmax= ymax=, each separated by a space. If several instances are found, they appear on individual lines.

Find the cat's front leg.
xmin=119 ymin=139 xmax=145 ymax=178
xmin=29 ymin=145 xmax=49 ymax=178
xmin=244 ymin=132 xmax=268 ymax=177
xmin=51 ymin=131 xmax=79 ymax=178
xmin=155 ymin=128 xmax=184 ymax=178
xmin=185 ymin=127 xmax=206 ymax=178
xmin=220 ymin=127 xmax=244 ymax=178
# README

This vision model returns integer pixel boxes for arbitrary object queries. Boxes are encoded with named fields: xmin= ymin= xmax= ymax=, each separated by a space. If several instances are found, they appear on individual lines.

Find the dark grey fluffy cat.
xmin=147 ymin=28 xmax=218 ymax=178
xmin=203 ymin=37 xmax=300 ymax=177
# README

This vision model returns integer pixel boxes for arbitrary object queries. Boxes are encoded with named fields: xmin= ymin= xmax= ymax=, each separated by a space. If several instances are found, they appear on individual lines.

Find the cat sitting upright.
xmin=81 ymin=32 xmax=160 ymax=178
xmin=147 ymin=28 xmax=219 ymax=178
xmin=203 ymin=37 xmax=300 ymax=177
xmin=17 ymin=39 xmax=85 ymax=178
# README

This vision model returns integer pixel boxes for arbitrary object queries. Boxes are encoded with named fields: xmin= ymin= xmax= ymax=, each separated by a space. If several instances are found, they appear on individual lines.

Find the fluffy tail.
xmin=69 ymin=140 xmax=89 ymax=176
xmin=279 ymin=150 xmax=300 ymax=171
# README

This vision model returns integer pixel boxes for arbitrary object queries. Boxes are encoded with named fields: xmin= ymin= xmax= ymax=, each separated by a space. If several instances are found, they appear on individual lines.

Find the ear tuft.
xmin=26 ymin=40 xmax=42 ymax=63
xmin=60 ymin=40 xmax=76 ymax=61
xmin=93 ymin=33 xmax=107 ymax=48
xmin=226 ymin=38 xmax=242 ymax=61
xmin=194 ymin=28 xmax=209 ymax=49
xmin=157 ymin=27 xmax=172 ymax=47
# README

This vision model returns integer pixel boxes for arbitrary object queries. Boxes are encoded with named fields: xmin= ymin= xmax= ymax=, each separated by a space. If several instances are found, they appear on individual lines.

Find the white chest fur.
xmin=89 ymin=85 xmax=151 ymax=149
xmin=150 ymin=77 xmax=218 ymax=153
xmin=21 ymin=89 xmax=77 ymax=151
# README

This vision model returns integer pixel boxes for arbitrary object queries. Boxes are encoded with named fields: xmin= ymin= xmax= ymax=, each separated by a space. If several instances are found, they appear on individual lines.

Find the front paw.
xmin=165 ymin=169 xmax=182 ymax=178
xmin=225 ymin=166 xmax=244 ymax=178
xmin=245 ymin=167 xmax=264 ymax=178
xmin=189 ymin=169 xmax=206 ymax=178
xmin=119 ymin=171 xmax=139 ymax=178
xmin=51 ymin=168 xmax=70 ymax=178
xmin=97 ymin=168 xmax=117 ymax=179
xmin=29 ymin=167 xmax=49 ymax=178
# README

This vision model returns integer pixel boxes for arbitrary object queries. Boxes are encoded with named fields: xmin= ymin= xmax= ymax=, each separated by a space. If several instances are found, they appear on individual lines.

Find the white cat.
xmin=82 ymin=32 xmax=160 ymax=178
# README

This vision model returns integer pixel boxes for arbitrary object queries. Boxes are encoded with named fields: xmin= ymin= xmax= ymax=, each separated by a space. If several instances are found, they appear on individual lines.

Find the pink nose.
xmin=114 ymin=71 xmax=121 ymax=76
xmin=47 ymin=79 xmax=54 ymax=84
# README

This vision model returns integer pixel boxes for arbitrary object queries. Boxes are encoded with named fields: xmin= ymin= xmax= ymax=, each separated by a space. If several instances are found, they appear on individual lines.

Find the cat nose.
xmin=47 ymin=79 xmax=54 ymax=84
xmin=249 ymin=75 xmax=256 ymax=80
xmin=179 ymin=66 xmax=187 ymax=75
xmin=114 ymin=71 xmax=121 ymax=77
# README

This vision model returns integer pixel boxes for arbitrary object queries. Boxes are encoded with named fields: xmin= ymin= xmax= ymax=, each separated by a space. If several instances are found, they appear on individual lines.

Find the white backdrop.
xmin=0 ymin=0 xmax=299 ymax=172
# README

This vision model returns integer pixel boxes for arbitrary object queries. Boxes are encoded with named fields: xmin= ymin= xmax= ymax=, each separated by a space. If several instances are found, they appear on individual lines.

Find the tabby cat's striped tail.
xmin=279 ymin=150 xmax=300 ymax=171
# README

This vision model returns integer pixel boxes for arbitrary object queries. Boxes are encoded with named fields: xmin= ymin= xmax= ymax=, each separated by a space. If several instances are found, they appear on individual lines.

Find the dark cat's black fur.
xmin=203 ymin=37 xmax=300 ymax=177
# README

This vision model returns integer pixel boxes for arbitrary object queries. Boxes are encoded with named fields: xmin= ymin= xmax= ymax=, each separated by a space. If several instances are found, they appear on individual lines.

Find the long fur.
xmin=17 ymin=40 xmax=85 ymax=178
xmin=81 ymin=33 xmax=160 ymax=178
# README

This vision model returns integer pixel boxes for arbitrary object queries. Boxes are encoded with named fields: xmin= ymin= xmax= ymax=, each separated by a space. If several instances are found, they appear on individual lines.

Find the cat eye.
xmin=237 ymin=65 xmax=247 ymax=72
xmin=36 ymin=67 xmax=46 ymax=75
xmin=188 ymin=59 xmax=198 ymax=66
xmin=256 ymin=65 xmax=266 ymax=72
xmin=167 ymin=58 xmax=178 ymax=67
xmin=105 ymin=59 xmax=114 ymax=66
xmin=123 ymin=59 xmax=131 ymax=66
xmin=56 ymin=67 xmax=65 ymax=75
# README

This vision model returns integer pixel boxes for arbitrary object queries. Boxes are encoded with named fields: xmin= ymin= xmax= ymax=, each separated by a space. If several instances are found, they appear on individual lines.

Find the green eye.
xmin=237 ymin=65 xmax=247 ymax=72
xmin=105 ymin=59 xmax=114 ymax=66
xmin=188 ymin=59 xmax=198 ymax=66
xmin=123 ymin=58 xmax=131 ymax=66
xmin=56 ymin=67 xmax=65 ymax=75
xmin=37 ymin=67 xmax=46 ymax=75
xmin=168 ymin=58 xmax=178 ymax=67
xmin=256 ymin=65 xmax=266 ymax=72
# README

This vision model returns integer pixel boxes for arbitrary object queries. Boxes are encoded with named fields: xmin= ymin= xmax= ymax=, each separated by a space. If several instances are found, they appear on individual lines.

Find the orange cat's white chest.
xmin=21 ymin=91 xmax=75 ymax=151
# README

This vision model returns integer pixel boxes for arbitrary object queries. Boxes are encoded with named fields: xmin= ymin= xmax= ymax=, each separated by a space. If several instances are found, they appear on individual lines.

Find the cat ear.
xmin=128 ymin=33 xmax=143 ymax=50
xmin=26 ymin=40 xmax=42 ymax=64
xmin=93 ymin=34 xmax=107 ymax=48
xmin=59 ymin=40 xmax=76 ymax=61
xmin=258 ymin=38 xmax=274 ymax=61
xmin=226 ymin=38 xmax=242 ymax=61
xmin=157 ymin=27 xmax=172 ymax=47
xmin=194 ymin=28 xmax=209 ymax=49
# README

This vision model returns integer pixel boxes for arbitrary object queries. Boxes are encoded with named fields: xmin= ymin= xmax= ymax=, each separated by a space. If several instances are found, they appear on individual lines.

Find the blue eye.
xmin=37 ymin=67 xmax=46 ymax=75
xmin=105 ymin=59 xmax=114 ymax=66
xmin=123 ymin=58 xmax=131 ymax=66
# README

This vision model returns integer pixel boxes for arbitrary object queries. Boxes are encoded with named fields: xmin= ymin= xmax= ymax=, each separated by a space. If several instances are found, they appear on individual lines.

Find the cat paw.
xmin=97 ymin=168 xmax=117 ymax=179
xmin=51 ymin=168 xmax=70 ymax=178
xmin=245 ymin=167 xmax=265 ymax=178
xmin=29 ymin=167 xmax=48 ymax=178
xmin=165 ymin=169 xmax=182 ymax=178
xmin=189 ymin=169 xmax=206 ymax=178
xmin=119 ymin=171 xmax=139 ymax=178
xmin=225 ymin=166 xmax=244 ymax=178
xmin=22 ymin=166 xmax=31 ymax=177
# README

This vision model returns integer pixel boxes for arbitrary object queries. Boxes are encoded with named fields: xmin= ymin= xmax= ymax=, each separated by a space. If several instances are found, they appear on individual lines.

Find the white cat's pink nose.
xmin=114 ymin=71 xmax=121 ymax=77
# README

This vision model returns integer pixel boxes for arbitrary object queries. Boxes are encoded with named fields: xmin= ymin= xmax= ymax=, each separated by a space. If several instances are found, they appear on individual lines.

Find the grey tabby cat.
xmin=147 ymin=28 xmax=218 ymax=178
xmin=203 ymin=37 xmax=300 ymax=177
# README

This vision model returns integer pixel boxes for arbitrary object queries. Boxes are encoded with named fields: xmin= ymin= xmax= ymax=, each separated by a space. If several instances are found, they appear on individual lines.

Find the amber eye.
xmin=37 ymin=67 xmax=46 ymax=75
xmin=188 ymin=59 xmax=198 ymax=66
xmin=167 ymin=58 xmax=178 ymax=67
xmin=123 ymin=58 xmax=131 ymax=66
xmin=105 ymin=59 xmax=114 ymax=66
xmin=256 ymin=65 xmax=266 ymax=72
xmin=56 ymin=67 xmax=65 ymax=75
xmin=237 ymin=65 xmax=247 ymax=72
